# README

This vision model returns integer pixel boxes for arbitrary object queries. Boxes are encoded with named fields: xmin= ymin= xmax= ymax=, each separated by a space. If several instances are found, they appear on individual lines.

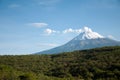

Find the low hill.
xmin=0 ymin=46 xmax=120 ymax=80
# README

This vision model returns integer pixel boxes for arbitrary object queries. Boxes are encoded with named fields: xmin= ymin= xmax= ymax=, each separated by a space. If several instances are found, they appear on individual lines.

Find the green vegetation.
xmin=0 ymin=46 xmax=120 ymax=80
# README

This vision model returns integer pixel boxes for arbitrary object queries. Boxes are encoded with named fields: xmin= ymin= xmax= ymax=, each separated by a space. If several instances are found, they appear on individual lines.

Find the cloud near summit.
xmin=63 ymin=28 xmax=82 ymax=34
xmin=44 ymin=28 xmax=82 ymax=35
xmin=44 ymin=28 xmax=60 ymax=35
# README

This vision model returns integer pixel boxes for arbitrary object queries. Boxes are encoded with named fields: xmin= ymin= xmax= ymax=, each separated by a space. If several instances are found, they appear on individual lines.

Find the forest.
xmin=0 ymin=46 xmax=120 ymax=80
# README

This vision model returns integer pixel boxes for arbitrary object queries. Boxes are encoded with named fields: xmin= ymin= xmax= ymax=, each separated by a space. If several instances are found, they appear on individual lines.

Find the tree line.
xmin=0 ymin=46 xmax=120 ymax=80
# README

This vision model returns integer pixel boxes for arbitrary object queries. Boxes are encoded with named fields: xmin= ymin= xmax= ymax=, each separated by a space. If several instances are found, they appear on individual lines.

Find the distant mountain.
xmin=36 ymin=27 xmax=120 ymax=54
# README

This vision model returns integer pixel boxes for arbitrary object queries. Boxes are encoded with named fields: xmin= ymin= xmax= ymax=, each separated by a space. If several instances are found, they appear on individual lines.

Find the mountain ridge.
xmin=36 ymin=27 xmax=120 ymax=54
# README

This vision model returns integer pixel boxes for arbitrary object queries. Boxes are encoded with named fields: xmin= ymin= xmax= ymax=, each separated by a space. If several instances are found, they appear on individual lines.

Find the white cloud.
xmin=63 ymin=28 xmax=82 ymax=34
xmin=44 ymin=28 xmax=59 ymax=35
xmin=44 ymin=28 xmax=82 ymax=35
xmin=28 ymin=22 xmax=48 ymax=28
xmin=63 ymin=28 xmax=74 ymax=33
xmin=8 ymin=4 xmax=20 ymax=8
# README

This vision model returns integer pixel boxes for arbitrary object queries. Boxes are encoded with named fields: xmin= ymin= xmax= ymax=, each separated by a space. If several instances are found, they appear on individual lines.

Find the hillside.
xmin=0 ymin=46 xmax=120 ymax=80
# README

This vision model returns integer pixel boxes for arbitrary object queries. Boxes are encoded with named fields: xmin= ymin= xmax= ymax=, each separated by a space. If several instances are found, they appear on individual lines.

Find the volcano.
xmin=36 ymin=27 xmax=120 ymax=54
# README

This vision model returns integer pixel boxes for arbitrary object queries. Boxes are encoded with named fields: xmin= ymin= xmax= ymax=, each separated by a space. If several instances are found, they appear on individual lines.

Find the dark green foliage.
xmin=0 ymin=65 xmax=18 ymax=80
xmin=0 ymin=46 xmax=120 ymax=80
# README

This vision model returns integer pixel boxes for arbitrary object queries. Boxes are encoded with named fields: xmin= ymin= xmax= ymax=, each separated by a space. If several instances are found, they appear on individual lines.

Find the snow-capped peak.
xmin=74 ymin=27 xmax=104 ymax=40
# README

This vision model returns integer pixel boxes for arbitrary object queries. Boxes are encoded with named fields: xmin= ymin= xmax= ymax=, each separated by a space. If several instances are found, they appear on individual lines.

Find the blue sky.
xmin=0 ymin=0 xmax=120 ymax=55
